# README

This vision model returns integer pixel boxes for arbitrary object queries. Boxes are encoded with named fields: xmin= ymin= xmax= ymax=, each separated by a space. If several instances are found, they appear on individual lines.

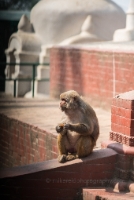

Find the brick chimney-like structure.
xmin=110 ymin=90 xmax=134 ymax=146
xmin=102 ymin=90 xmax=134 ymax=184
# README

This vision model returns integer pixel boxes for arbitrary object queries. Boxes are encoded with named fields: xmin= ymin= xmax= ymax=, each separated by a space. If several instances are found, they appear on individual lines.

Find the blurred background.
xmin=0 ymin=0 xmax=130 ymax=93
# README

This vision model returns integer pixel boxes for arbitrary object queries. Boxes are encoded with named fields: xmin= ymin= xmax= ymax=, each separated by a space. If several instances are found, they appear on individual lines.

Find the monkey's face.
xmin=59 ymin=90 xmax=80 ymax=111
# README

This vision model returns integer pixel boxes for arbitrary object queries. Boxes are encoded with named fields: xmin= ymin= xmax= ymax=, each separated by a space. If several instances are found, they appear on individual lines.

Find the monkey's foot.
xmin=58 ymin=154 xmax=66 ymax=163
xmin=66 ymin=154 xmax=76 ymax=161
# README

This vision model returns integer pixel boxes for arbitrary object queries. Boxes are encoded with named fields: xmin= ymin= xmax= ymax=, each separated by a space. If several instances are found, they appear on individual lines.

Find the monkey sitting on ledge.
xmin=56 ymin=90 xmax=99 ymax=163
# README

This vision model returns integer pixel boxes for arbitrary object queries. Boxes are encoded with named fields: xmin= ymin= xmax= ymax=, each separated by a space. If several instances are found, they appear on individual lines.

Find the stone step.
xmin=83 ymin=187 xmax=134 ymax=200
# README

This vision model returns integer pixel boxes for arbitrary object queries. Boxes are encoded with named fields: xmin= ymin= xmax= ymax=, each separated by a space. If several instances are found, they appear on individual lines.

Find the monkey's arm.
xmin=64 ymin=123 xmax=93 ymax=135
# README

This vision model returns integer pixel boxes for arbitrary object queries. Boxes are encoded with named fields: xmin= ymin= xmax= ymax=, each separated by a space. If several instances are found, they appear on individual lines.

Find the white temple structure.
xmin=113 ymin=0 xmax=134 ymax=41
xmin=5 ymin=0 xmax=126 ymax=97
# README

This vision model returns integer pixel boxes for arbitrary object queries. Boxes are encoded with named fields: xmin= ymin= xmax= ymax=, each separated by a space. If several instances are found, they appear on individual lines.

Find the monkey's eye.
xmin=61 ymin=98 xmax=68 ymax=102
xmin=61 ymin=98 xmax=66 ymax=102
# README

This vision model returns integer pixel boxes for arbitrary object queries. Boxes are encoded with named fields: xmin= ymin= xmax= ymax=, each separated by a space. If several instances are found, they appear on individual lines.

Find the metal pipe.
xmin=32 ymin=64 xmax=36 ymax=98
xmin=14 ymin=79 xmax=16 ymax=97
xmin=0 ymin=62 xmax=50 ymax=98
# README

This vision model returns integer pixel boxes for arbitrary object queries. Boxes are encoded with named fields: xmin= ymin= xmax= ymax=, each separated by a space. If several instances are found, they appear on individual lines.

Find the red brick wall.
xmin=50 ymin=47 xmax=134 ymax=105
xmin=110 ymin=91 xmax=134 ymax=146
xmin=115 ymin=153 xmax=133 ymax=181
xmin=0 ymin=148 xmax=117 ymax=200
xmin=0 ymin=114 xmax=58 ymax=168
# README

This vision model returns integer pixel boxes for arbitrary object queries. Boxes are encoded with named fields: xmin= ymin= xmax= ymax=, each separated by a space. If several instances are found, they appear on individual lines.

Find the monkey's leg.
xmin=57 ymin=134 xmax=68 ymax=163
xmin=75 ymin=136 xmax=95 ymax=158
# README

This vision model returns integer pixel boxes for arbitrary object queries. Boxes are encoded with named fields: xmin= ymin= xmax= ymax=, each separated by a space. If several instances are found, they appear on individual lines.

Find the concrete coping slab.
xmin=0 ymin=148 xmax=117 ymax=179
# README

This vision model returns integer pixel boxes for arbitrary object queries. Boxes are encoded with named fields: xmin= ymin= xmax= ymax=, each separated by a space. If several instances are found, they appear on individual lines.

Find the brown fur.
xmin=56 ymin=90 xmax=99 ymax=163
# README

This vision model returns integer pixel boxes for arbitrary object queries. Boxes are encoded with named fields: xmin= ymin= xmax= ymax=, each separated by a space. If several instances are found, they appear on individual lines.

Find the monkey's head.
xmin=59 ymin=90 xmax=81 ymax=112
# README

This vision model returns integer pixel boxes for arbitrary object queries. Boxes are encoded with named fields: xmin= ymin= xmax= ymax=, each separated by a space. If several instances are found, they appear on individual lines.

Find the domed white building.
xmin=5 ymin=0 xmax=126 ymax=97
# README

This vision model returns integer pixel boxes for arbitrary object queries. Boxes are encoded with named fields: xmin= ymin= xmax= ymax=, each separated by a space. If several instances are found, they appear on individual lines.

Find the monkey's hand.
xmin=56 ymin=125 xmax=63 ymax=133
xmin=63 ymin=123 xmax=71 ymax=130
xmin=56 ymin=123 xmax=67 ymax=135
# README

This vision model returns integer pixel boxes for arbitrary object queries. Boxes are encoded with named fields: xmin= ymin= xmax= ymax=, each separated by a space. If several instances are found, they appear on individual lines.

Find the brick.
xmin=111 ymin=114 xmax=120 ymax=124
xmin=38 ymin=138 xmax=45 ymax=147
xmin=39 ymin=146 xmax=45 ymax=159
xmin=1 ymin=130 xmax=10 ymax=142
xmin=111 ymin=123 xmax=134 ymax=136
xmin=42 ymin=188 xmax=78 ymax=199
xmin=117 ymin=161 xmax=131 ymax=171
xmin=19 ymin=137 xmax=25 ymax=146
xmin=19 ymin=129 xmax=25 ymax=139
xmin=125 ymin=109 xmax=134 ymax=119
xmin=39 ymin=132 xmax=46 ymax=141
xmin=117 ymin=168 xmax=130 ymax=180
xmin=26 ymin=153 xmax=34 ymax=164
xmin=117 ymin=154 xmax=132 ymax=162
xmin=114 ymin=91 xmax=134 ymax=106
xmin=52 ymin=137 xmax=57 ymax=147
xmin=16 ymin=187 xmax=40 ymax=197
xmin=32 ymin=142 xmax=38 ymax=151
xmin=0 ymin=145 xmax=9 ymax=155
xmin=19 ymin=141 xmax=25 ymax=150
xmin=111 ymin=106 xmax=134 ymax=118
xmin=125 ymin=118 xmax=134 ymax=128
xmin=0 ymin=139 xmax=8 ymax=148
xmin=83 ymin=188 xmax=134 ymax=200
xmin=19 ymin=123 xmax=25 ymax=135
xmin=20 ymin=157 xmax=27 ymax=165
xmin=82 ymin=163 xmax=115 ymax=174
xmin=111 ymin=114 xmax=134 ymax=128
xmin=25 ymin=146 xmax=31 ymax=155
xmin=51 ymin=151 xmax=58 ymax=159
xmin=50 ymin=47 xmax=117 ymax=100
xmin=52 ymin=145 xmax=58 ymax=153
xmin=130 ymin=171 xmax=134 ymax=181
xmin=90 ymin=172 xmax=113 ymax=180
xmin=33 ymin=154 xmax=39 ymax=162
xmin=25 ymin=127 xmax=30 ymax=135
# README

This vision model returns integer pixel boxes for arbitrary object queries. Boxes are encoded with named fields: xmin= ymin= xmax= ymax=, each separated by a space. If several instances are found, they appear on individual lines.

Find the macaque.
xmin=56 ymin=90 xmax=99 ymax=163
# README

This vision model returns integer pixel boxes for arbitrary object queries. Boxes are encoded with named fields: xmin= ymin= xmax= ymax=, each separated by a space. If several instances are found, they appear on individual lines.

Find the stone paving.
xmin=0 ymin=95 xmax=111 ymax=149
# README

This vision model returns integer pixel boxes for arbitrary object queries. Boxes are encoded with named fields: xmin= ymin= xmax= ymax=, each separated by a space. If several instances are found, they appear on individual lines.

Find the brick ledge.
xmin=0 ymin=148 xmax=117 ymax=179
xmin=101 ymin=140 xmax=134 ymax=155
